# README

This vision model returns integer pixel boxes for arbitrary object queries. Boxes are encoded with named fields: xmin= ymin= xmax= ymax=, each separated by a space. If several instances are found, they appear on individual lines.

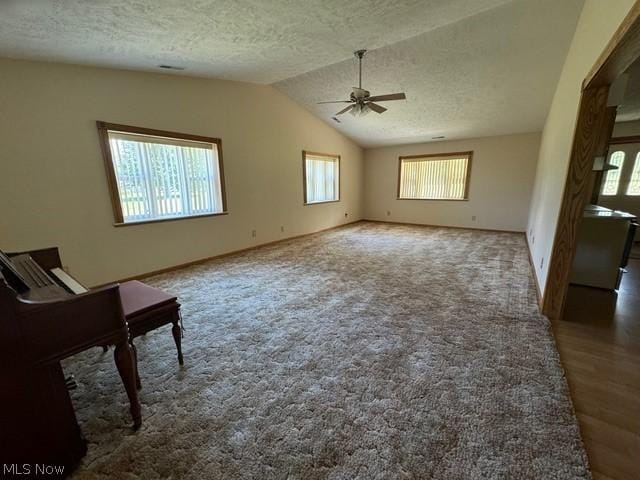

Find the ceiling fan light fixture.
xmin=349 ymin=104 xmax=369 ymax=116
xmin=317 ymin=49 xmax=406 ymax=118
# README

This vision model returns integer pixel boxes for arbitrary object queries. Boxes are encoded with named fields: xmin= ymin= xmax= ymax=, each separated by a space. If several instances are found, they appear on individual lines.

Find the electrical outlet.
xmin=540 ymin=257 xmax=544 ymax=269
xmin=471 ymin=215 xmax=476 ymax=221
xmin=280 ymin=226 xmax=284 ymax=233
xmin=386 ymin=210 xmax=391 ymax=216
xmin=251 ymin=229 xmax=257 ymax=238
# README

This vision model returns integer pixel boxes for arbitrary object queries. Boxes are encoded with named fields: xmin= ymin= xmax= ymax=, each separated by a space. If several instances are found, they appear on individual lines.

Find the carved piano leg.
xmin=114 ymin=341 xmax=142 ymax=430
xmin=172 ymin=319 xmax=184 ymax=365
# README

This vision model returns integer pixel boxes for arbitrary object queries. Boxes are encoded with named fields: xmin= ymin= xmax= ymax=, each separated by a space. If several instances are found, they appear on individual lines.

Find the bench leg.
xmin=130 ymin=341 xmax=141 ymax=390
xmin=114 ymin=341 xmax=142 ymax=430
xmin=172 ymin=320 xmax=184 ymax=365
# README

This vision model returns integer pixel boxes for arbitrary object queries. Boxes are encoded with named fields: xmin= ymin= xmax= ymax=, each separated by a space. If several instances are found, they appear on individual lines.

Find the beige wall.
xmin=613 ymin=119 xmax=640 ymax=137
xmin=526 ymin=0 xmax=636 ymax=292
xmin=364 ymin=133 xmax=541 ymax=232
xmin=0 ymin=58 xmax=364 ymax=286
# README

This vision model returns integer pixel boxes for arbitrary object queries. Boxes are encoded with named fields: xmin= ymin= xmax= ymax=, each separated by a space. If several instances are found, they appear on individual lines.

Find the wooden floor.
xmin=554 ymin=257 xmax=640 ymax=480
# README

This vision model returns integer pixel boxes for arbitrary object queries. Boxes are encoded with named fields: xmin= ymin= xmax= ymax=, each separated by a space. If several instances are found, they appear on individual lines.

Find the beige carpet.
xmin=65 ymin=222 xmax=590 ymax=479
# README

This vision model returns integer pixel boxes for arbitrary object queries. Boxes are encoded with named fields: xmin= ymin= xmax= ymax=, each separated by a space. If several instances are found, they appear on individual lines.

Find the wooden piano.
xmin=0 ymin=247 xmax=141 ymax=475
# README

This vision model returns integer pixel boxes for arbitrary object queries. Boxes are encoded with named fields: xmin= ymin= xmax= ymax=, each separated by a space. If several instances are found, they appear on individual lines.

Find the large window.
xmin=601 ymin=150 xmax=625 ymax=196
xmin=97 ymin=122 xmax=227 ymax=225
xmin=303 ymin=151 xmax=340 ymax=204
xmin=398 ymin=151 xmax=472 ymax=200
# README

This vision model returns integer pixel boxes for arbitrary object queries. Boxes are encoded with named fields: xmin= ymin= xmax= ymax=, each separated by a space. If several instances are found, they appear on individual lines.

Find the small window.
xmin=97 ymin=122 xmax=227 ymax=225
xmin=626 ymin=153 xmax=640 ymax=196
xmin=303 ymin=151 xmax=340 ymax=204
xmin=398 ymin=152 xmax=472 ymax=200
xmin=601 ymin=151 xmax=625 ymax=196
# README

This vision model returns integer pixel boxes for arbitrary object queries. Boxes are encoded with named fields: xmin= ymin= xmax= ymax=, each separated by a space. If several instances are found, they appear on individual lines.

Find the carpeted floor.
xmin=65 ymin=222 xmax=590 ymax=479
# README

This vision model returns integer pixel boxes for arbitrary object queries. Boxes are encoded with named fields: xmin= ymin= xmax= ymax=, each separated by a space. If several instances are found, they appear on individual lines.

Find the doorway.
xmin=542 ymin=5 xmax=640 ymax=320
xmin=546 ymin=6 xmax=640 ymax=478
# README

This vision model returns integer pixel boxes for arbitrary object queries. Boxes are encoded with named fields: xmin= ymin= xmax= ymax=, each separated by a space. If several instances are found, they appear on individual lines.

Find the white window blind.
xmin=398 ymin=153 xmax=471 ymax=200
xmin=304 ymin=153 xmax=340 ymax=204
xmin=626 ymin=153 xmax=640 ymax=196
xmin=107 ymin=131 xmax=224 ymax=223
xmin=601 ymin=151 xmax=625 ymax=196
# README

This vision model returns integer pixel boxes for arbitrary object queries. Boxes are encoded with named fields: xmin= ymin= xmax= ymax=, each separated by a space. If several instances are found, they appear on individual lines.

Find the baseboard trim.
xmin=101 ymin=219 xmax=365 ymax=286
xmin=524 ymin=235 xmax=544 ymax=310
xmin=362 ymin=218 xmax=525 ymax=235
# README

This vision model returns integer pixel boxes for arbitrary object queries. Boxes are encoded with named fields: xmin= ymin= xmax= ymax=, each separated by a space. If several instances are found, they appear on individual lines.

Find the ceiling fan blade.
xmin=367 ymin=102 xmax=387 ymax=114
xmin=317 ymin=100 xmax=352 ymax=104
xmin=367 ymin=93 xmax=406 ymax=102
xmin=336 ymin=105 xmax=355 ymax=116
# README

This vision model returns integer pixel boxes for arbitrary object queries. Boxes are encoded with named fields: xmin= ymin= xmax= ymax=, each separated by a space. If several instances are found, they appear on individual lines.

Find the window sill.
xmin=113 ymin=211 xmax=228 ymax=227
xmin=304 ymin=199 xmax=341 ymax=206
xmin=396 ymin=197 xmax=469 ymax=201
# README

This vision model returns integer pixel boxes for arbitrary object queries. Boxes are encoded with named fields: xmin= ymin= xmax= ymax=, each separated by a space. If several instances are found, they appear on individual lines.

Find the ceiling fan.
xmin=318 ymin=49 xmax=406 ymax=117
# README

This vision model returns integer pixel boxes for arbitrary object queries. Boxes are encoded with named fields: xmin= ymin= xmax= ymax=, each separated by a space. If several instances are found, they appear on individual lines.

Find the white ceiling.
xmin=275 ymin=0 xmax=585 ymax=147
xmin=0 ymin=0 xmax=515 ymax=84
xmin=0 ymin=0 xmax=584 ymax=147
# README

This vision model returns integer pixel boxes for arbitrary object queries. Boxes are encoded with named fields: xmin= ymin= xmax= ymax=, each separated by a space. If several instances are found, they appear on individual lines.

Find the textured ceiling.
xmin=0 ymin=0 xmax=584 ymax=147
xmin=275 ymin=0 xmax=585 ymax=147
xmin=0 ymin=0 xmax=513 ymax=84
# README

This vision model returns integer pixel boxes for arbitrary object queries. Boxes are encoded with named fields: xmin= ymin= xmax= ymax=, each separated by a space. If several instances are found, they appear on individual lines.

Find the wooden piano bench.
xmin=117 ymin=280 xmax=183 ymax=389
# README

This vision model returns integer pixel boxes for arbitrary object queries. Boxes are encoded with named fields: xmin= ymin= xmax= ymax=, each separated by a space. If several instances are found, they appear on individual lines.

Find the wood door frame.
xmin=542 ymin=1 xmax=640 ymax=320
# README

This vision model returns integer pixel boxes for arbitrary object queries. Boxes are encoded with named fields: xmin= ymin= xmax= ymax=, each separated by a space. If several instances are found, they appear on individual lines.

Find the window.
xmin=303 ymin=151 xmax=340 ymax=204
xmin=97 ymin=122 xmax=226 ymax=225
xmin=601 ymin=150 xmax=625 ymax=196
xmin=626 ymin=153 xmax=640 ymax=196
xmin=398 ymin=152 xmax=472 ymax=200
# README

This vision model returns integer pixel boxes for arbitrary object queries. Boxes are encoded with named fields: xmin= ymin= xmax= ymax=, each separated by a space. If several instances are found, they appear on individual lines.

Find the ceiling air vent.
xmin=158 ymin=65 xmax=185 ymax=71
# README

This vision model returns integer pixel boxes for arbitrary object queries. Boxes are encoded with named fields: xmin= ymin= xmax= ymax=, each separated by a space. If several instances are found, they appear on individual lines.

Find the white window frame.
xmin=600 ymin=150 xmax=625 ymax=196
xmin=625 ymin=152 xmax=640 ymax=196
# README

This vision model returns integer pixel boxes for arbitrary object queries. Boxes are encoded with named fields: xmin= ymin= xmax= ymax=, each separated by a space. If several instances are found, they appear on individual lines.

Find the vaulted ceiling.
xmin=274 ymin=0 xmax=584 ymax=147
xmin=0 ymin=0 xmax=585 ymax=147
